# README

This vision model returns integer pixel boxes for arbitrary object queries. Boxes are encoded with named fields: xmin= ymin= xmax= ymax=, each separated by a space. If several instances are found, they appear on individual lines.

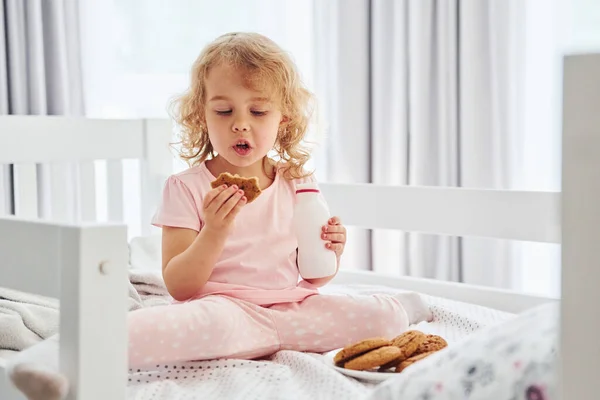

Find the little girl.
xmin=127 ymin=32 xmax=432 ymax=368
xmin=6 ymin=32 xmax=433 ymax=400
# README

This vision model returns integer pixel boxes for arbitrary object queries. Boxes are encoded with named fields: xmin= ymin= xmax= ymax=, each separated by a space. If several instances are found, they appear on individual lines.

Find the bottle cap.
xmin=296 ymin=182 xmax=320 ymax=194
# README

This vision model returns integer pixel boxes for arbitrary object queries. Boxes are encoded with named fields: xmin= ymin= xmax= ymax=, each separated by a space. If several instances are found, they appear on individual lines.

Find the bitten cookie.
xmin=210 ymin=172 xmax=262 ymax=203
xmin=379 ymin=330 xmax=427 ymax=370
xmin=333 ymin=337 xmax=390 ymax=366
xmin=391 ymin=330 xmax=428 ymax=359
xmin=414 ymin=334 xmax=448 ymax=355
xmin=344 ymin=346 xmax=402 ymax=371
xmin=395 ymin=351 xmax=436 ymax=373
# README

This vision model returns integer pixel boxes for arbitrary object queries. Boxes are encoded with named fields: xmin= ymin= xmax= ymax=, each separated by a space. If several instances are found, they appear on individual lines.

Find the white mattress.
xmin=126 ymin=283 xmax=515 ymax=399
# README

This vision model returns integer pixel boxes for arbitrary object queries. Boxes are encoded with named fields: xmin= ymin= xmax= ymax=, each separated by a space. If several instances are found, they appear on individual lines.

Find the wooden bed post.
xmin=560 ymin=52 xmax=600 ymax=400
xmin=59 ymin=223 xmax=129 ymax=400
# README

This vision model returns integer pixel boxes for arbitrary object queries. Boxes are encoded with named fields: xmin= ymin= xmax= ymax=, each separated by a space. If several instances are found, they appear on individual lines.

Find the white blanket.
xmin=127 ymin=268 xmax=172 ymax=311
xmin=0 ymin=268 xmax=171 ymax=355
xmin=0 ymin=288 xmax=58 ymax=353
xmin=126 ymin=285 xmax=515 ymax=400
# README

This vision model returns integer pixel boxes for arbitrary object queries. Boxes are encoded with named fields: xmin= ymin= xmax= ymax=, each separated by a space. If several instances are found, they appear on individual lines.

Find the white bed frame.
xmin=0 ymin=52 xmax=597 ymax=399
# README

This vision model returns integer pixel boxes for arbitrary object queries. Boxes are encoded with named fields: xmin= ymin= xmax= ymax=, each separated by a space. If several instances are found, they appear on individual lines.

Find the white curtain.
xmin=370 ymin=0 xmax=462 ymax=282
xmin=312 ymin=0 xmax=372 ymax=272
xmin=456 ymin=0 xmax=525 ymax=288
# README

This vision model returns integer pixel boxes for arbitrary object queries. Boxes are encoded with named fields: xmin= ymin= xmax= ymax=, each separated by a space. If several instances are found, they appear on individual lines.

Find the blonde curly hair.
xmin=170 ymin=32 xmax=315 ymax=180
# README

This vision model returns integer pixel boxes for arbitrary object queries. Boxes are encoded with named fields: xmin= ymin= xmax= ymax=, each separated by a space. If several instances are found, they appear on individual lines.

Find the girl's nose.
xmin=232 ymin=125 xmax=249 ymax=132
xmin=232 ymin=117 xmax=250 ymax=132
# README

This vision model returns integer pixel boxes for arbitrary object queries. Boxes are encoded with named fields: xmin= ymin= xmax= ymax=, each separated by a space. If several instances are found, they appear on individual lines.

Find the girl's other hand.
xmin=322 ymin=216 xmax=346 ymax=262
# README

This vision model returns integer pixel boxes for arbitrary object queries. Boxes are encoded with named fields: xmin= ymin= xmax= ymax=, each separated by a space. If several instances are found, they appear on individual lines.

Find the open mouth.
xmin=233 ymin=140 xmax=252 ymax=155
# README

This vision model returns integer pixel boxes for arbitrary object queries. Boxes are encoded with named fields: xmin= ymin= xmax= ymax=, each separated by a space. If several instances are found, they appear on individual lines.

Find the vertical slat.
xmin=59 ymin=223 xmax=129 ymax=400
xmin=12 ymin=163 xmax=38 ymax=218
xmin=141 ymin=118 xmax=174 ymax=236
xmin=106 ymin=160 xmax=124 ymax=222
xmin=560 ymin=53 xmax=600 ymax=400
xmin=143 ymin=119 xmax=174 ymax=178
xmin=122 ymin=159 xmax=141 ymax=240
xmin=94 ymin=160 xmax=107 ymax=222
xmin=139 ymin=163 xmax=163 ymax=237
xmin=0 ymin=165 xmax=12 ymax=215
xmin=78 ymin=161 xmax=97 ymax=221
xmin=47 ymin=163 xmax=77 ymax=222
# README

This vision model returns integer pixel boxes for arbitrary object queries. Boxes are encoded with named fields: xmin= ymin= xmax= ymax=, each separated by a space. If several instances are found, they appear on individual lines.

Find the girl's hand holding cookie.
xmin=322 ymin=216 xmax=346 ymax=261
xmin=203 ymin=184 xmax=247 ymax=235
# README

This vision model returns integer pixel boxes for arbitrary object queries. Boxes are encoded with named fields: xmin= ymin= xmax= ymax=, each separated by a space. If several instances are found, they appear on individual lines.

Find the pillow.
xmin=364 ymin=302 xmax=558 ymax=400
xmin=129 ymin=234 xmax=162 ymax=272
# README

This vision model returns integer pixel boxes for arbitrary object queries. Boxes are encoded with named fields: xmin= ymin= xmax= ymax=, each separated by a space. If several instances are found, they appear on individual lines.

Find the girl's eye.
xmin=251 ymin=110 xmax=267 ymax=116
xmin=215 ymin=110 xmax=231 ymax=115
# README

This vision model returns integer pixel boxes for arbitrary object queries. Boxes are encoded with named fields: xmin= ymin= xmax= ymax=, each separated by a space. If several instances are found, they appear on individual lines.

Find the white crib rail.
xmin=320 ymin=183 xmax=560 ymax=244
xmin=0 ymin=216 xmax=129 ymax=400
xmin=332 ymin=270 xmax=555 ymax=314
xmin=0 ymin=116 xmax=146 ymax=163
xmin=0 ymin=116 xmax=173 ymax=237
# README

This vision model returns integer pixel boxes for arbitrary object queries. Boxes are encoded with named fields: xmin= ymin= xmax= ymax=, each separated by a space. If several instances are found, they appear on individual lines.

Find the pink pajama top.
xmin=151 ymin=162 xmax=319 ymax=305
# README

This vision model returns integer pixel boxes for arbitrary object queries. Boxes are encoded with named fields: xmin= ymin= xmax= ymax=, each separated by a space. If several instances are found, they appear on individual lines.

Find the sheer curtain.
xmin=313 ymin=0 xmax=526 ymax=285
xmin=369 ymin=0 xmax=463 ymax=282
xmin=0 ymin=0 xmax=85 ymax=220
xmin=312 ymin=0 xmax=581 ymax=298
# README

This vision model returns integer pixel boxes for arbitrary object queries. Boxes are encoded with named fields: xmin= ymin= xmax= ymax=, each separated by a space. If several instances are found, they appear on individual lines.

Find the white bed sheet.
xmin=126 ymin=283 xmax=515 ymax=400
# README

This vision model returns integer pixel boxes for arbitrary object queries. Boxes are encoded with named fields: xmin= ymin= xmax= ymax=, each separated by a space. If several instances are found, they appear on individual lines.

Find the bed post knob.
xmin=99 ymin=260 xmax=109 ymax=275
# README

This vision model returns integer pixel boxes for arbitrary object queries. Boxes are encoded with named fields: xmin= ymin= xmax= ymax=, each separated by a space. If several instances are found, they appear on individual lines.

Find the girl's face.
xmin=204 ymin=63 xmax=283 ymax=170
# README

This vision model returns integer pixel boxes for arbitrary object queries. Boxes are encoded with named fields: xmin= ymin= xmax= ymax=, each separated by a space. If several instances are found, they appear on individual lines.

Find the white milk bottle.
xmin=293 ymin=182 xmax=338 ymax=279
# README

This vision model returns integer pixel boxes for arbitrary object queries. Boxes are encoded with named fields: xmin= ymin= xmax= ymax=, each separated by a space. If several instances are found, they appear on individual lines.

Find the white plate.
xmin=323 ymin=349 xmax=398 ymax=383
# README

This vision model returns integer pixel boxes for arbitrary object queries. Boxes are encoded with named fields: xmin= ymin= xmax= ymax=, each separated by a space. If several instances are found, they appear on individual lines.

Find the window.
xmin=79 ymin=0 xmax=316 ymax=119
xmin=78 ymin=0 xmax=318 ymax=238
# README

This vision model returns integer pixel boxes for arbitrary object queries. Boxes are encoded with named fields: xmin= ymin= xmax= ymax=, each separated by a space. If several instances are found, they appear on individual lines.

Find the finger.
xmin=217 ymin=189 xmax=245 ymax=217
xmin=224 ymin=195 xmax=247 ymax=222
xmin=328 ymin=216 xmax=342 ymax=225
xmin=206 ymin=185 xmax=238 ymax=213
xmin=322 ymin=232 xmax=346 ymax=243
xmin=325 ymin=242 xmax=344 ymax=253
xmin=323 ymin=224 xmax=345 ymax=233
xmin=203 ymin=185 xmax=229 ymax=208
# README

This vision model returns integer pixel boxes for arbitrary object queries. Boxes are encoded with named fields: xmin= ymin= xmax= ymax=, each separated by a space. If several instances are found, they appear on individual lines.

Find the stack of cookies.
xmin=333 ymin=330 xmax=447 ymax=373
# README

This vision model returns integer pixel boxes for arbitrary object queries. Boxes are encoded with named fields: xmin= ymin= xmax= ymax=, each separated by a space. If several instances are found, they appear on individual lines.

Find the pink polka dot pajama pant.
xmin=128 ymin=293 xmax=423 ymax=368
